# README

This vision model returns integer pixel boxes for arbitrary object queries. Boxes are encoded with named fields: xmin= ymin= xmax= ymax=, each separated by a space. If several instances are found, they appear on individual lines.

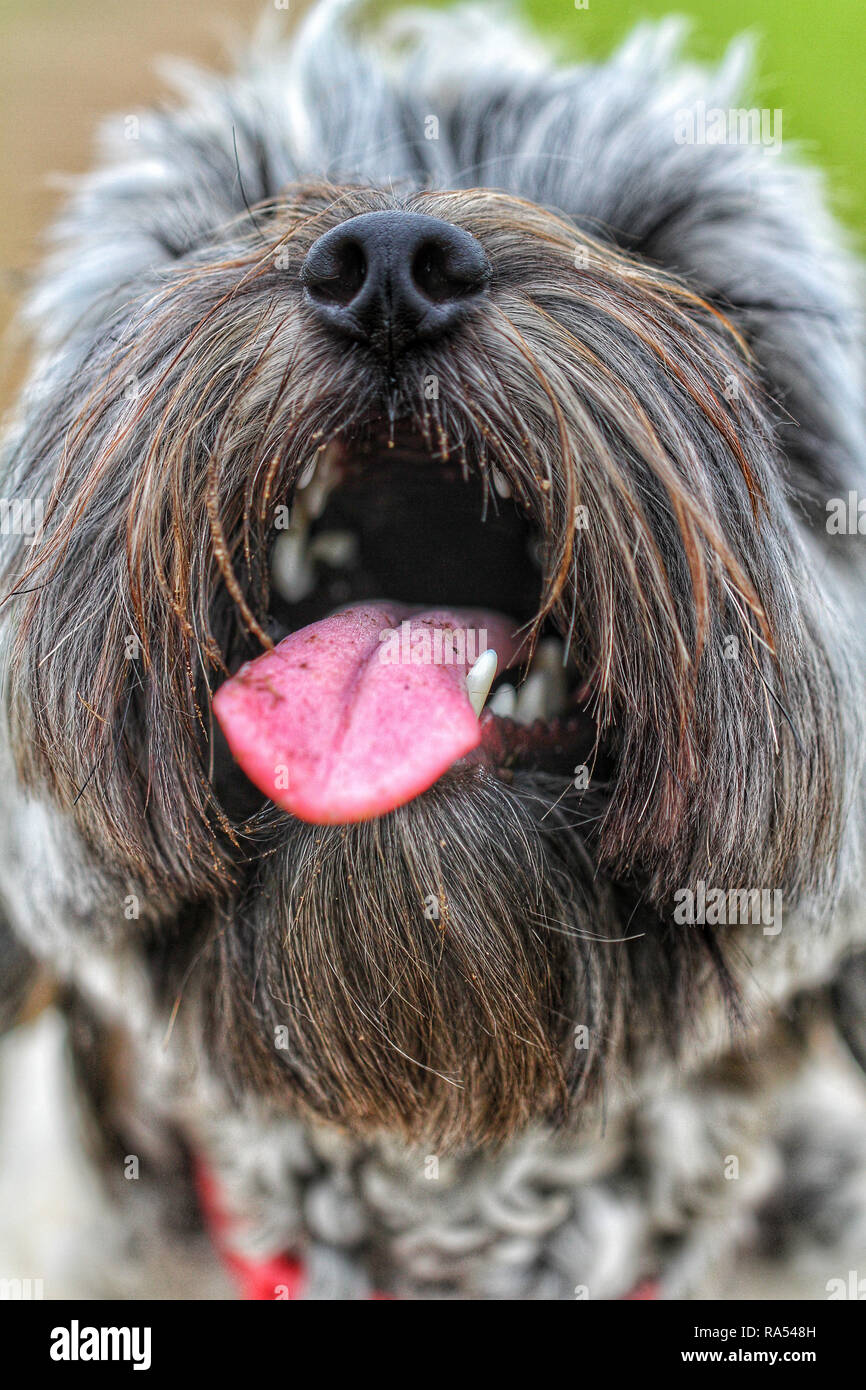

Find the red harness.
xmin=197 ymin=1159 xmax=657 ymax=1301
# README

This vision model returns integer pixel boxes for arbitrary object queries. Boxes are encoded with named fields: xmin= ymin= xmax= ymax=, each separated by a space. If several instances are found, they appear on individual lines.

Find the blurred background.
xmin=0 ymin=0 xmax=863 ymax=368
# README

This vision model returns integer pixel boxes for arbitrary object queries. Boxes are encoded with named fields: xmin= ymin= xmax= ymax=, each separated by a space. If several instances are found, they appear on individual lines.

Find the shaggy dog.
xmin=2 ymin=0 xmax=866 ymax=1299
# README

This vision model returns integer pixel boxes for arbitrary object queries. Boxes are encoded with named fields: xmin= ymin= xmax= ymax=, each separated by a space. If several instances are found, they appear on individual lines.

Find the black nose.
xmin=300 ymin=211 xmax=490 ymax=355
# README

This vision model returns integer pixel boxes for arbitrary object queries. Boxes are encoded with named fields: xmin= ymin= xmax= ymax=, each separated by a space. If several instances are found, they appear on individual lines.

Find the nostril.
xmin=412 ymin=242 xmax=456 ymax=303
xmin=302 ymin=238 xmax=367 ymax=307
xmin=412 ymin=239 xmax=488 ymax=304
xmin=301 ymin=212 xmax=490 ymax=351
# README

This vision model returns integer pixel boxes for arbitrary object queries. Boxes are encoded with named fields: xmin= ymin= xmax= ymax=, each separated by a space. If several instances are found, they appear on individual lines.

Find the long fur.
xmin=1 ymin=1 xmax=865 ymax=1296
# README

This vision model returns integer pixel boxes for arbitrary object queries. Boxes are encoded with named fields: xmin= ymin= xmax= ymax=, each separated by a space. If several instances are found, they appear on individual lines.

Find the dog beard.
xmin=205 ymin=761 xmax=735 ymax=1149
xmin=207 ymin=767 xmax=592 ymax=1145
xmin=209 ymin=767 xmax=590 ymax=1147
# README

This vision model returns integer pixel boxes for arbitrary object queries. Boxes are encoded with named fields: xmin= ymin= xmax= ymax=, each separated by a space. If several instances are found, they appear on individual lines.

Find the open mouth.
xmin=214 ymin=428 xmax=599 ymax=824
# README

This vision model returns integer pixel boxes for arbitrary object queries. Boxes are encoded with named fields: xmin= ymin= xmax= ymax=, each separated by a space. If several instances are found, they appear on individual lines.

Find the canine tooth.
xmin=305 ymin=454 xmax=340 ymax=519
xmin=491 ymin=466 xmax=512 ymax=499
xmin=514 ymin=670 xmax=554 ymax=724
xmin=305 ymin=478 xmax=329 ymax=519
xmin=534 ymin=636 xmax=564 ymax=668
xmin=271 ymin=527 xmax=316 ymax=603
xmin=297 ymin=458 xmax=317 ymax=490
xmin=466 ymin=648 xmax=498 ymax=718
xmin=309 ymin=530 xmax=359 ymax=569
xmin=532 ymin=637 xmax=568 ymax=713
xmin=488 ymin=683 xmax=517 ymax=718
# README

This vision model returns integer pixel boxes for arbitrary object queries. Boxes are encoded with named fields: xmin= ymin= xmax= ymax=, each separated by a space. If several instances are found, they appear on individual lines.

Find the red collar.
xmin=196 ymin=1159 xmax=306 ymax=1300
xmin=196 ymin=1158 xmax=657 ymax=1301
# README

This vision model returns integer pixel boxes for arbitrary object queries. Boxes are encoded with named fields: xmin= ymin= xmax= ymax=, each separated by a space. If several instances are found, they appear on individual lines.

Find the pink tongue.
xmin=213 ymin=603 xmax=522 ymax=824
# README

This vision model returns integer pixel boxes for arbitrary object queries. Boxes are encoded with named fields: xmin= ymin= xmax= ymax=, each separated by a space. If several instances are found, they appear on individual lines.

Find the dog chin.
xmin=205 ymin=763 xmax=616 ymax=1149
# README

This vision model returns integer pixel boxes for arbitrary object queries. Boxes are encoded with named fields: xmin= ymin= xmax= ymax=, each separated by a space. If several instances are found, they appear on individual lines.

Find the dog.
xmin=2 ymin=0 xmax=866 ymax=1300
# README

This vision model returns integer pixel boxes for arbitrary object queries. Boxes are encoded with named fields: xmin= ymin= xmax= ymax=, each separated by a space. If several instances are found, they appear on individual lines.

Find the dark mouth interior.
xmin=268 ymin=432 xmax=544 ymax=631
xmin=213 ymin=427 xmax=601 ymax=823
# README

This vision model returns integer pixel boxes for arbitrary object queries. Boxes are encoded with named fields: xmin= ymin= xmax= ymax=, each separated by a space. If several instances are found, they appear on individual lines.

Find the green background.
xmin=522 ymin=0 xmax=864 ymax=233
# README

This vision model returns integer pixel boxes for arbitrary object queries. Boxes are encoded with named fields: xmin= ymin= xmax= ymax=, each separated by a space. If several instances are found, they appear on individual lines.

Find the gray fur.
xmin=1 ymin=1 xmax=866 ymax=1298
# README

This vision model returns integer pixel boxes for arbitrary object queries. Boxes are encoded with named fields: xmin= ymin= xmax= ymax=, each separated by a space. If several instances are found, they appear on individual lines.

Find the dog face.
xmin=1 ymin=6 xmax=862 ymax=1149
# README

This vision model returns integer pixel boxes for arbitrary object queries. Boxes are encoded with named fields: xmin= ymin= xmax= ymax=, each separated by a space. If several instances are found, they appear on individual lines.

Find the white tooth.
xmin=271 ymin=527 xmax=316 ymax=603
xmin=305 ymin=478 xmax=329 ymax=519
xmin=488 ymin=683 xmax=517 ymax=718
xmin=305 ymin=458 xmax=339 ymax=519
xmin=491 ymin=466 xmax=512 ymax=499
xmin=514 ymin=670 xmax=552 ymax=724
xmin=297 ymin=458 xmax=317 ymax=490
xmin=465 ymin=648 xmax=498 ymax=718
xmin=309 ymin=530 xmax=359 ymax=570
xmin=534 ymin=636 xmax=564 ymax=668
xmin=297 ymin=442 xmax=342 ymax=515
xmin=532 ymin=637 xmax=567 ymax=714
